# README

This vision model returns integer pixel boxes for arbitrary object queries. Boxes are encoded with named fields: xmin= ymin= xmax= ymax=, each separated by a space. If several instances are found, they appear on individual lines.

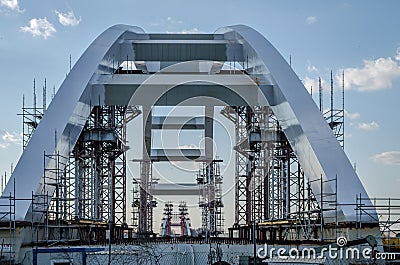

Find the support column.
xmin=138 ymin=108 xmax=153 ymax=234
xmin=204 ymin=106 xmax=214 ymax=161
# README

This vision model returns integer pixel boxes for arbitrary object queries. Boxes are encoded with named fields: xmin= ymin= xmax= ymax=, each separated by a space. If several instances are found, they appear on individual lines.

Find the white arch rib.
xmin=1 ymin=24 xmax=377 ymax=224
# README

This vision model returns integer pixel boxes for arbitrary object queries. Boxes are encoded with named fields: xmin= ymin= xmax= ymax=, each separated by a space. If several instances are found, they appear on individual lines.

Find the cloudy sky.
xmin=0 ymin=0 xmax=399 ymax=228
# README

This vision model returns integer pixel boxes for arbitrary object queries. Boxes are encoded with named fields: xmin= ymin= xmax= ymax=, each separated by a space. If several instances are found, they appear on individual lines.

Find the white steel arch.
xmin=0 ymin=24 xmax=376 ymax=224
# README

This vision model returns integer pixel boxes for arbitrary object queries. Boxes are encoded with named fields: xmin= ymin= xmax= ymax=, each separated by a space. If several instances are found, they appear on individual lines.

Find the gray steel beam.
xmin=151 ymin=183 xmax=200 ymax=196
xmin=133 ymin=43 xmax=234 ymax=62
xmin=150 ymin=149 xmax=202 ymax=161
xmin=91 ymin=74 xmax=271 ymax=107
xmin=152 ymin=116 xmax=205 ymax=130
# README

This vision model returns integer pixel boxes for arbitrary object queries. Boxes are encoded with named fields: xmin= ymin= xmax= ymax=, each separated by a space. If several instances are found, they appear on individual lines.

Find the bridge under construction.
xmin=0 ymin=25 xmax=399 ymax=265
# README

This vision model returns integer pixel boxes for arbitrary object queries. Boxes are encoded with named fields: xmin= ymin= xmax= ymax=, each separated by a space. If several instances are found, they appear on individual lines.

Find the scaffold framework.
xmin=197 ymin=160 xmax=225 ymax=236
xmin=25 ymin=103 xmax=130 ymax=244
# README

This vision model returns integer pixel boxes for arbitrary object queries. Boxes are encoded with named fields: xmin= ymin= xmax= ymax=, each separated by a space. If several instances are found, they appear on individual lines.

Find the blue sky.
xmin=1 ymin=0 xmax=399 ymax=229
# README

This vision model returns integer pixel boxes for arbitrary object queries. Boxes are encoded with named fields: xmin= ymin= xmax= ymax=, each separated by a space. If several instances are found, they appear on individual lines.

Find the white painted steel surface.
xmin=0 ymin=24 xmax=376 ymax=223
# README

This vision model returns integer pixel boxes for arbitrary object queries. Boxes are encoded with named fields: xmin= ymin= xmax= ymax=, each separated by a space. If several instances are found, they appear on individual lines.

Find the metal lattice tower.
xmin=29 ymin=105 xmax=129 ymax=243
xmin=127 ymin=106 xmax=142 ymax=231
xmin=197 ymin=160 xmax=224 ymax=236
xmin=178 ymin=201 xmax=190 ymax=237
xmin=138 ymin=160 xmax=154 ymax=234
xmin=225 ymin=106 xmax=250 ymax=226
xmin=268 ymin=126 xmax=291 ymax=220
xmin=72 ymin=106 xmax=127 ymax=224
xmin=161 ymin=201 xmax=173 ymax=237
xmin=224 ymin=104 xmax=330 ymax=240
xmin=131 ymin=178 xmax=140 ymax=231
xmin=249 ymin=106 xmax=275 ymax=223
xmin=222 ymin=106 xmax=274 ymax=226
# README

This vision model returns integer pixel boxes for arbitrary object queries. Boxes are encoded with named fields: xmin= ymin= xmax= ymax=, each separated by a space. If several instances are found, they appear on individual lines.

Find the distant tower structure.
xmin=160 ymin=201 xmax=191 ymax=237
xmin=179 ymin=201 xmax=191 ymax=237
xmin=161 ymin=201 xmax=173 ymax=237
xmin=197 ymin=160 xmax=224 ymax=236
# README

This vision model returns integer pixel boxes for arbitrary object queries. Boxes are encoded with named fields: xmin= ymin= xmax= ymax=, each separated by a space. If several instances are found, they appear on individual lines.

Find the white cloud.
xmin=306 ymin=16 xmax=317 ymax=25
xmin=302 ymin=76 xmax=328 ymax=94
xmin=0 ymin=131 xmax=22 ymax=148
xmin=344 ymin=110 xmax=360 ymax=120
xmin=357 ymin=121 xmax=379 ymax=131
xmin=56 ymin=10 xmax=81 ymax=27
xmin=0 ymin=0 xmax=23 ymax=12
xmin=167 ymin=28 xmax=203 ymax=34
xmin=307 ymin=64 xmax=318 ymax=73
xmin=175 ymin=28 xmax=201 ymax=34
xmin=372 ymin=151 xmax=400 ymax=166
xmin=20 ymin=18 xmax=56 ymax=39
xmin=337 ymin=57 xmax=400 ymax=91
xmin=166 ymin=16 xmax=182 ymax=24
xmin=151 ymin=16 xmax=182 ymax=27
xmin=396 ymin=47 xmax=400 ymax=61
xmin=345 ymin=133 xmax=352 ymax=138
xmin=342 ymin=2 xmax=352 ymax=8
xmin=151 ymin=17 xmax=202 ymax=34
